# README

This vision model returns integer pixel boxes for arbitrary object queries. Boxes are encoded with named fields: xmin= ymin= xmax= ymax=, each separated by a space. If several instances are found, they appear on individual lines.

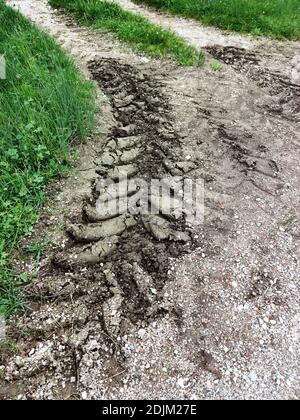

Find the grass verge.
xmin=134 ymin=0 xmax=300 ymax=40
xmin=0 ymin=1 xmax=95 ymax=315
xmin=48 ymin=0 xmax=204 ymax=66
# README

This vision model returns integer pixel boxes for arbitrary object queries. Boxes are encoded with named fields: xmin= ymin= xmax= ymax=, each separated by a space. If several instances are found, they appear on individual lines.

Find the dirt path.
xmin=116 ymin=0 xmax=257 ymax=49
xmin=2 ymin=0 xmax=300 ymax=400
xmin=116 ymin=0 xmax=300 ymax=120
xmin=116 ymin=0 xmax=300 ymax=56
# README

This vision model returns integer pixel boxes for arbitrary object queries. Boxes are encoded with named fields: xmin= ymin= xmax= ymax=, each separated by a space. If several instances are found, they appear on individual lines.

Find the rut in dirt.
xmin=115 ymin=0 xmax=300 ymax=121
xmin=206 ymin=46 xmax=300 ymax=121
xmin=45 ymin=58 xmax=201 ymax=332
xmin=4 ymin=59 xmax=203 ymax=391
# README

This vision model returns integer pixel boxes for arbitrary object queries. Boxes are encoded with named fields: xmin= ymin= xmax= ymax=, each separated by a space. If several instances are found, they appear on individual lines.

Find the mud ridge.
xmin=4 ymin=59 xmax=204 ymax=396
xmin=49 ymin=58 xmax=200 ymax=330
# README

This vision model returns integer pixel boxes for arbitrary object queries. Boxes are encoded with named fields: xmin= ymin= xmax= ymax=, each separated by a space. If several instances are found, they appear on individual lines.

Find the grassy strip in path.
xmin=49 ymin=0 xmax=204 ymax=66
xmin=0 ymin=1 xmax=95 ymax=315
xmin=134 ymin=0 xmax=300 ymax=40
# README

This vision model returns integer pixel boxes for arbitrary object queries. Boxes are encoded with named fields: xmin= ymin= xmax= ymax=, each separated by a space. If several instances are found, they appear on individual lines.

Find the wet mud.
xmin=46 ymin=59 xmax=199 ymax=330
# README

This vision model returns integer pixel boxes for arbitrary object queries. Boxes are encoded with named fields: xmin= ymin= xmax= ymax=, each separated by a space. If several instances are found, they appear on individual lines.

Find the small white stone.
xmin=138 ymin=328 xmax=146 ymax=339
xmin=206 ymin=381 xmax=213 ymax=390
xmin=177 ymin=378 xmax=185 ymax=388
xmin=249 ymin=371 xmax=258 ymax=382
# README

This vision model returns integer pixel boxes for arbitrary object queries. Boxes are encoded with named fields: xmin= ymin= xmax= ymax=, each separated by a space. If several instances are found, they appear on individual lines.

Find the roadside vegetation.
xmin=0 ymin=1 xmax=95 ymax=315
xmin=49 ymin=0 xmax=205 ymax=66
xmin=134 ymin=0 xmax=300 ymax=40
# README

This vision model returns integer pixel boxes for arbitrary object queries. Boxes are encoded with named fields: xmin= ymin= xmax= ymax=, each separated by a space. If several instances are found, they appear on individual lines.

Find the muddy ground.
xmin=1 ymin=0 xmax=300 ymax=400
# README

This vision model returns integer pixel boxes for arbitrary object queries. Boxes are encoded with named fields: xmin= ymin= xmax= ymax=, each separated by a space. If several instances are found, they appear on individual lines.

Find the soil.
xmin=2 ymin=0 xmax=300 ymax=400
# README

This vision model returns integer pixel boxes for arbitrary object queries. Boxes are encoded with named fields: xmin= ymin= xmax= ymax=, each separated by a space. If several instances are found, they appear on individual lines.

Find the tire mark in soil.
xmin=5 ymin=60 xmax=203 ymax=391
xmin=195 ymin=106 xmax=283 ymax=199
xmin=206 ymin=46 xmax=300 ymax=120
xmin=50 ymin=58 xmax=199 ymax=332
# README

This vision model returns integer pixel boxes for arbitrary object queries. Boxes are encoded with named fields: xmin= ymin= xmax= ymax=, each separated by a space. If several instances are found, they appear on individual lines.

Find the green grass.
xmin=48 ymin=0 xmax=204 ymax=66
xmin=210 ymin=60 xmax=223 ymax=71
xmin=134 ymin=0 xmax=300 ymax=40
xmin=0 ymin=1 xmax=95 ymax=316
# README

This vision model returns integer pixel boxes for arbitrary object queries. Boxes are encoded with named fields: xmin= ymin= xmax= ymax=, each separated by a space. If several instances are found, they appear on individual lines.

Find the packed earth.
xmin=1 ymin=0 xmax=300 ymax=400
